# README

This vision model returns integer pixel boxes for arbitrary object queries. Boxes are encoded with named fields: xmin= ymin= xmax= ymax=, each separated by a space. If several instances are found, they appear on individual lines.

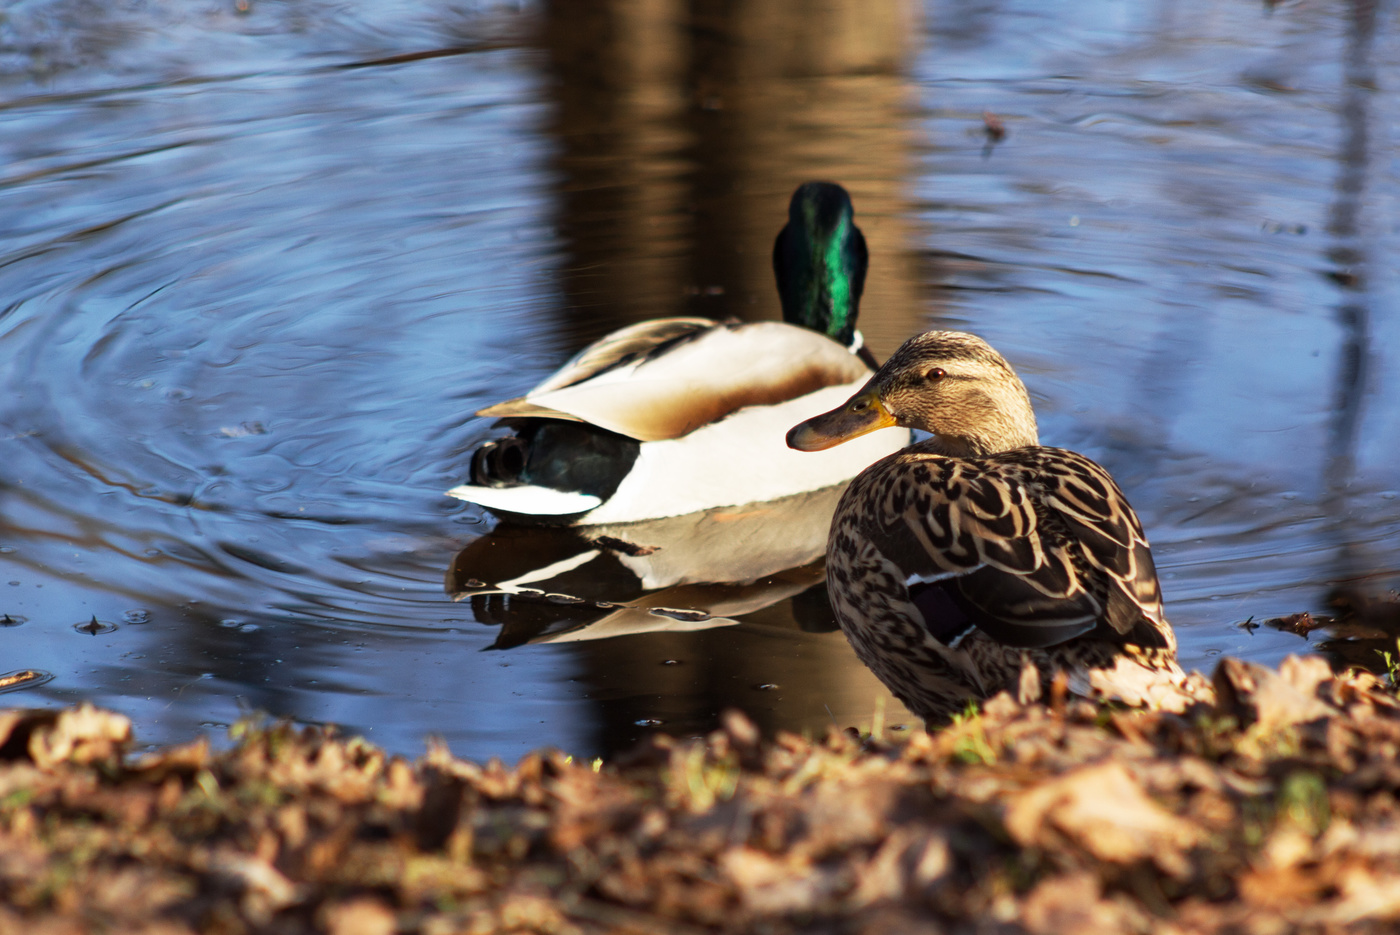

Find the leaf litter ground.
xmin=4 ymin=652 xmax=1400 ymax=934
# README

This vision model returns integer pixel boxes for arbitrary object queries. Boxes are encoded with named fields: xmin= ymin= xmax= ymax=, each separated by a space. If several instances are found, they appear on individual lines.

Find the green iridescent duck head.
xmin=773 ymin=181 xmax=869 ymax=349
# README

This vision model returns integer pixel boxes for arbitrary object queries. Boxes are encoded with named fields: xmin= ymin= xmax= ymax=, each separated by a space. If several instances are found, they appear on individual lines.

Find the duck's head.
xmin=773 ymin=181 xmax=868 ymax=349
xmin=787 ymin=330 xmax=1040 ymax=458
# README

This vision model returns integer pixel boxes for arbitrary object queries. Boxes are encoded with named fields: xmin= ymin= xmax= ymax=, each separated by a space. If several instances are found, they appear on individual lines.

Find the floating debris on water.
xmin=73 ymin=616 xmax=117 ymax=635
xmin=0 ymin=669 xmax=53 ymax=693
xmin=1268 ymin=612 xmax=1333 ymax=637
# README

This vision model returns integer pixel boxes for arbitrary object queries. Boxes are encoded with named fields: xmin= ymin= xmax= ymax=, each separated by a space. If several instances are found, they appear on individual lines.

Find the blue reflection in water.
xmin=0 ymin=0 xmax=1395 ymax=759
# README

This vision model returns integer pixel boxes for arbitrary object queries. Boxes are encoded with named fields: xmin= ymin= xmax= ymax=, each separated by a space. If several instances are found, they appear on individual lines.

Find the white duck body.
xmin=448 ymin=318 xmax=910 ymax=525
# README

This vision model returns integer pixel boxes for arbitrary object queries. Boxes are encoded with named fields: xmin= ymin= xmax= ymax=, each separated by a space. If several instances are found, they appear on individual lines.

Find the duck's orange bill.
xmin=786 ymin=388 xmax=896 ymax=451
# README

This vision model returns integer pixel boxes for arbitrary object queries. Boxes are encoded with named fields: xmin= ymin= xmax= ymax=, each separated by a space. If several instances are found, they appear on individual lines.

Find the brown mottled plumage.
xmin=788 ymin=331 xmax=1196 ymax=722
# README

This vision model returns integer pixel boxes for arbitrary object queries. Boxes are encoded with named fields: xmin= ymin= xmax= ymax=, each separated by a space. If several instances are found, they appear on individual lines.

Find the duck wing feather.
xmin=846 ymin=445 xmax=1169 ymax=651
xmin=480 ymin=321 xmax=870 ymax=442
xmin=526 ymin=318 xmax=719 ymax=394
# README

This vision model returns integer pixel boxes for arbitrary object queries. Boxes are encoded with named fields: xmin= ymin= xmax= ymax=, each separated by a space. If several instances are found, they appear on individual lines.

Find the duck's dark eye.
xmin=851 ymin=398 xmax=869 ymax=412
xmin=926 ymin=367 xmax=947 ymax=382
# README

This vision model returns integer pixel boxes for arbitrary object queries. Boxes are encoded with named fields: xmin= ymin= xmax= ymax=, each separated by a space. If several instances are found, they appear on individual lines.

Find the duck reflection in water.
xmin=446 ymin=485 xmax=847 ymax=648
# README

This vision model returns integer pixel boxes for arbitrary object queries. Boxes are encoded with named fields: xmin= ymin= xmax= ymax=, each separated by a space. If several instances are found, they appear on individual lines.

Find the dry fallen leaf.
xmin=28 ymin=703 xmax=130 ymax=769
xmin=1214 ymin=656 xmax=1334 ymax=730
xmin=1004 ymin=761 xmax=1200 ymax=875
xmin=721 ymin=846 xmax=838 ymax=914
xmin=323 ymin=897 xmax=396 ymax=935
xmin=1020 ymin=872 xmax=1137 ymax=935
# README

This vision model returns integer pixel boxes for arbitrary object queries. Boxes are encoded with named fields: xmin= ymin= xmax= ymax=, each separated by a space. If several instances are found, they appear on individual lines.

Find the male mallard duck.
xmin=448 ymin=182 xmax=910 ymax=525
xmin=787 ymin=330 xmax=1195 ymax=721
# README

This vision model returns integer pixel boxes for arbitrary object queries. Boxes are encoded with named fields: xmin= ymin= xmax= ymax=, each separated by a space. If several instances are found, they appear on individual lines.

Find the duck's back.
xmin=454 ymin=318 xmax=906 ymax=524
xmin=826 ymin=444 xmax=1183 ymax=721
xmin=479 ymin=319 xmax=873 ymax=442
xmin=830 ymin=443 xmax=1172 ymax=654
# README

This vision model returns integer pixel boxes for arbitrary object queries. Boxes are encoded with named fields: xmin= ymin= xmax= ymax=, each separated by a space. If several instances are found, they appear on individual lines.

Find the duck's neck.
xmin=924 ymin=434 xmax=1021 ymax=458
xmin=921 ymin=394 xmax=1040 ymax=458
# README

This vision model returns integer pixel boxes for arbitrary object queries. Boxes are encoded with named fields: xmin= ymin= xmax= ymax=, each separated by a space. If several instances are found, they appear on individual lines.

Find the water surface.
xmin=0 ymin=0 xmax=1396 ymax=759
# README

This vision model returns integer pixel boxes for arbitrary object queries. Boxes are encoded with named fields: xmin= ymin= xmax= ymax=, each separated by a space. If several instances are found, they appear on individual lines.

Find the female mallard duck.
xmin=787 ymin=330 xmax=1196 ymax=721
xmin=448 ymin=182 xmax=910 ymax=525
